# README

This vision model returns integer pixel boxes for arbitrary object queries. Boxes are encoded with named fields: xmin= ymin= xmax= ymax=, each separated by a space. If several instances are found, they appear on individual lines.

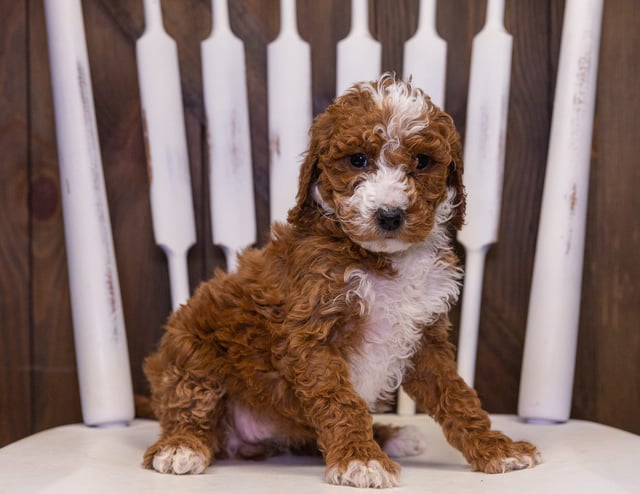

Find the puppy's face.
xmin=292 ymin=76 xmax=465 ymax=254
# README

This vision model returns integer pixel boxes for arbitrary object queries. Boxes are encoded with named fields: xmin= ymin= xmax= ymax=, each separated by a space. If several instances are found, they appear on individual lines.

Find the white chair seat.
xmin=1 ymin=415 xmax=638 ymax=493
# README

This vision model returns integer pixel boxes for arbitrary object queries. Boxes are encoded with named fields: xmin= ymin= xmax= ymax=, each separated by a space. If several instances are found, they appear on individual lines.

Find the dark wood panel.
xmin=473 ymin=0 xmax=556 ymax=412
xmin=574 ymin=0 xmax=640 ymax=432
xmin=0 ymin=0 xmax=31 ymax=446
xmin=28 ymin=0 xmax=82 ymax=433
xmin=437 ymin=0 xmax=486 ymax=128
xmin=372 ymin=0 xmax=417 ymax=75
xmin=1 ymin=0 xmax=639 ymax=447
xmin=231 ymin=0 xmax=279 ymax=247
xmin=299 ymin=0 xmax=350 ymax=114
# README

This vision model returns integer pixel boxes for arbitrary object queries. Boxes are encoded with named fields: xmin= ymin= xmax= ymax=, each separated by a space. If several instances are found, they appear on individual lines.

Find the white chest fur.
xmin=346 ymin=232 xmax=462 ymax=410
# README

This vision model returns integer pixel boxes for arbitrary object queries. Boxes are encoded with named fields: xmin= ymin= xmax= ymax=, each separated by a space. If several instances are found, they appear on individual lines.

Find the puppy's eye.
xmin=415 ymin=154 xmax=432 ymax=170
xmin=349 ymin=153 xmax=369 ymax=169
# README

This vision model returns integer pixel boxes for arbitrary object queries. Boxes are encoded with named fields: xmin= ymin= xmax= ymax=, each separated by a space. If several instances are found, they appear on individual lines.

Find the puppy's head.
xmin=289 ymin=74 xmax=465 ymax=254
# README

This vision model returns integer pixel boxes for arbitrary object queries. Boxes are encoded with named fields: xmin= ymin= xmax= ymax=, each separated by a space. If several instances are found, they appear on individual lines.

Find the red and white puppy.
xmin=143 ymin=75 xmax=540 ymax=488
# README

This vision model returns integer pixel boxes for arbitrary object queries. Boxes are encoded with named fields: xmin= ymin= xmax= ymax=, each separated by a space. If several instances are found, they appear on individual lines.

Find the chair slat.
xmin=202 ymin=0 xmax=256 ymax=272
xmin=519 ymin=0 xmax=604 ymax=424
xmin=136 ymin=0 xmax=196 ymax=309
xmin=267 ymin=0 xmax=312 ymax=224
xmin=43 ymin=0 xmax=134 ymax=426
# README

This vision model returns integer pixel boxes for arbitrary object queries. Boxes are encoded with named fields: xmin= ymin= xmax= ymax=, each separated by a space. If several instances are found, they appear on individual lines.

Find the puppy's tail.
xmin=134 ymin=394 xmax=156 ymax=419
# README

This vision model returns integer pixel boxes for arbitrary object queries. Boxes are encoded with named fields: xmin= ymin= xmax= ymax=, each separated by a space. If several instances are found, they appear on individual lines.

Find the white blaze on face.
xmin=354 ymin=78 xmax=436 ymax=217
xmin=345 ymin=163 xmax=412 ymax=253
xmin=348 ymin=163 xmax=409 ymax=221
xmin=360 ymin=76 xmax=432 ymax=147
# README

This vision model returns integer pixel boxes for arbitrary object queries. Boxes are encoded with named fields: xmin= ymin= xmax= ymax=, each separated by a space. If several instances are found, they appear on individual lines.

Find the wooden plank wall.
xmin=1 ymin=0 xmax=31 ymax=445
xmin=0 ymin=0 xmax=638 ymax=446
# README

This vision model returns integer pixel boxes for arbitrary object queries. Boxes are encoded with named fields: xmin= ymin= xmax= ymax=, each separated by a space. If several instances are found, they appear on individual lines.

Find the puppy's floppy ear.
xmin=443 ymin=116 xmax=466 ymax=230
xmin=287 ymin=144 xmax=320 ymax=225
xmin=287 ymin=109 xmax=335 ymax=225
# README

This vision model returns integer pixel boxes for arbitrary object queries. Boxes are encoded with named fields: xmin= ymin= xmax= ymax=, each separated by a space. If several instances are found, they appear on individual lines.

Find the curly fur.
xmin=142 ymin=74 xmax=540 ymax=487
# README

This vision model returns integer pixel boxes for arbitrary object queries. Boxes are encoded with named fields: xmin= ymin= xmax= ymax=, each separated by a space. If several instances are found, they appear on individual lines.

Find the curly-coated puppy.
xmin=142 ymin=75 xmax=541 ymax=488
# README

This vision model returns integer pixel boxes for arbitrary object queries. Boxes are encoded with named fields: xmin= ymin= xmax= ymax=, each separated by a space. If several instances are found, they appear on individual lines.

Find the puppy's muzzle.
xmin=375 ymin=207 xmax=405 ymax=232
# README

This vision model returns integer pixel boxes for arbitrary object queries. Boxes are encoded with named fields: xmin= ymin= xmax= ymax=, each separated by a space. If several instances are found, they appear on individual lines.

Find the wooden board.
xmin=575 ymin=0 xmax=640 ymax=433
xmin=0 ymin=0 xmax=31 ymax=446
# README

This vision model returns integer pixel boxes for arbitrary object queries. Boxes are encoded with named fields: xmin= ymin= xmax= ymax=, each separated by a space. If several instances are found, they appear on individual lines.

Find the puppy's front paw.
xmin=144 ymin=441 xmax=209 ymax=475
xmin=471 ymin=437 xmax=542 ymax=474
xmin=153 ymin=445 xmax=207 ymax=474
xmin=326 ymin=459 xmax=400 ymax=489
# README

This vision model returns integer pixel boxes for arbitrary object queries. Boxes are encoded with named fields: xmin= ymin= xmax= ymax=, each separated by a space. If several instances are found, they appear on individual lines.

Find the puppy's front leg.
xmin=277 ymin=342 xmax=400 ymax=488
xmin=403 ymin=318 xmax=541 ymax=473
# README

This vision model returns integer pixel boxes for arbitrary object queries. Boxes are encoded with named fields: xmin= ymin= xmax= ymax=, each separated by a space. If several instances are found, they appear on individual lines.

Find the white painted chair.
xmin=1 ymin=1 xmax=639 ymax=493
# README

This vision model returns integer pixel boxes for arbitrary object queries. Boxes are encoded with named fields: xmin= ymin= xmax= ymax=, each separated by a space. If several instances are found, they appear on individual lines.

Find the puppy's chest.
xmin=345 ymin=248 xmax=461 ymax=410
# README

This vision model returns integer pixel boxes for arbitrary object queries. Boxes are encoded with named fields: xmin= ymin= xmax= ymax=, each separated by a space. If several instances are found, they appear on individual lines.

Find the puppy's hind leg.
xmin=142 ymin=349 xmax=226 ymax=475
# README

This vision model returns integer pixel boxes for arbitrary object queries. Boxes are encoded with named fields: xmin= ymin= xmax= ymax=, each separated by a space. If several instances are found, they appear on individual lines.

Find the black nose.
xmin=375 ymin=207 xmax=404 ymax=231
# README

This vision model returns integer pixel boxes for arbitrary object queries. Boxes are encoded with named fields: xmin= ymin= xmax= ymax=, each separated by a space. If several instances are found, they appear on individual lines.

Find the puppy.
xmin=142 ymin=75 xmax=540 ymax=488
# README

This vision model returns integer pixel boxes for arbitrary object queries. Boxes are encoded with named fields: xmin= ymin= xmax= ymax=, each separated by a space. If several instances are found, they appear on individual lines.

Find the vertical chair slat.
xmin=267 ymin=0 xmax=312 ymax=224
xmin=456 ymin=0 xmax=513 ymax=388
xmin=519 ymin=0 xmax=604 ymax=424
xmin=44 ymin=0 xmax=134 ymax=426
xmin=202 ymin=0 xmax=256 ymax=273
xmin=136 ymin=0 xmax=197 ymax=310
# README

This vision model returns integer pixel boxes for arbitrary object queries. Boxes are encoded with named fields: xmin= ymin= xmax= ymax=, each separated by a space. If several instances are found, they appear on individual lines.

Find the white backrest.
xmin=44 ymin=0 xmax=602 ymax=425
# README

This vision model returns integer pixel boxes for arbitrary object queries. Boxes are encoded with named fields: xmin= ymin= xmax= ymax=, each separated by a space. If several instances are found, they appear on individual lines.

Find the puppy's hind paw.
xmin=382 ymin=425 xmax=426 ymax=458
xmin=326 ymin=460 xmax=399 ymax=489
xmin=148 ymin=445 xmax=208 ymax=475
